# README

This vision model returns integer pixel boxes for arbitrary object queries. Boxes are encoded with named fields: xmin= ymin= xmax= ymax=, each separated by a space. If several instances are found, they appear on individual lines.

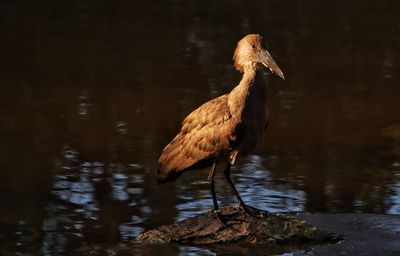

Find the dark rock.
xmin=293 ymin=213 xmax=400 ymax=256
xmin=135 ymin=206 xmax=336 ymax=246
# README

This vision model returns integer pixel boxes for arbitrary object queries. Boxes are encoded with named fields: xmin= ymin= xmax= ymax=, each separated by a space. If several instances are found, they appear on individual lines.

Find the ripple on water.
xmin=174 ymin=155 xmax=305 ymax=222
xmin=49 ymin=154 xmax=149 ymax=247
xmin=387 ymin=181 xmax=400 ymax=214
xmin=179 ymin=246 xmax=215 ymax=256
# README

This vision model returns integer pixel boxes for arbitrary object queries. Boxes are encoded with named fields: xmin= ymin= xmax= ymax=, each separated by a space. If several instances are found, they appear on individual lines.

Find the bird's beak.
xmin=260 ymin=50 xmax=285 ymax=80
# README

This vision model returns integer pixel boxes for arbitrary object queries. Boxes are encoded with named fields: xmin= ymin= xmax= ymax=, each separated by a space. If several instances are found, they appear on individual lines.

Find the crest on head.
xmin=233 ymin=34 xmax=284 ymax=79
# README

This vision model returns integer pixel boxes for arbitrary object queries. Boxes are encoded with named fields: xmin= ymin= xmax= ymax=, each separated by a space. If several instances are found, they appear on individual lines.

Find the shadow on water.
xmin=0 ymin=0 xmax=399 ymax=255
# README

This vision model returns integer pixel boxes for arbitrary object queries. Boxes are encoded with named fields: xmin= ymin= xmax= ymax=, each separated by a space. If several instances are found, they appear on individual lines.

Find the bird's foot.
xmin=210 ymin=209 xmax=230 ymax=228
xmin=239 ymin=203 xmax=268 ymax=218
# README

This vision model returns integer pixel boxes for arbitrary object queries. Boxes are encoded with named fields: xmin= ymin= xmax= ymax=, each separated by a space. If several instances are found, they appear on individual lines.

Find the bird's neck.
xmin=228 ymin=67 xmax=268 ymax=118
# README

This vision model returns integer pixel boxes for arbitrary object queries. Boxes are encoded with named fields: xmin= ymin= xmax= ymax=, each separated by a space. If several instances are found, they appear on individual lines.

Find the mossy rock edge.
xmin=135 ymin=206 xmax=338 ymax=245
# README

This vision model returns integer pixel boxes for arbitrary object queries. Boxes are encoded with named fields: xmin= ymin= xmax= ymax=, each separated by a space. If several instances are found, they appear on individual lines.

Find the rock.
xmin=293 ymin=213 xmax=400 ymax=256
xmin=135 ymin=206 xmax=337 ymax=246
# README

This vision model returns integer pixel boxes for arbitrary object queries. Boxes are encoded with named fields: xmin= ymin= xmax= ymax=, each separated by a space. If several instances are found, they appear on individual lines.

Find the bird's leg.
xmin=208 ymin=161 xmax=219 ymax=211
xmin=207 ymin=161 xmax=228 ymax=226
xmin=223 ymin=163 xmax=245 ymax=206
xmin=223 ymin=163 xmax=266 ymax=218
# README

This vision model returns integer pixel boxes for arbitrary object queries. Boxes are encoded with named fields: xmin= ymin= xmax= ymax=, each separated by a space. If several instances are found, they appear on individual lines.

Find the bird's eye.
xmin=251 ymin=44 xmax=256 ymax=49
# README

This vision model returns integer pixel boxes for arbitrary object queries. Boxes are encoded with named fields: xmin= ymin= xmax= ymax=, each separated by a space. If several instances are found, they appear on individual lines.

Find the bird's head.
xmin=233 ymin=34 xmax=284 ymax=79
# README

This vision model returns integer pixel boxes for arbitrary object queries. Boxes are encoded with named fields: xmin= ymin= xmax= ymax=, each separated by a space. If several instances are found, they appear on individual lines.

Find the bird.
xmin=156 ymin=34 xmax=284 ymax=220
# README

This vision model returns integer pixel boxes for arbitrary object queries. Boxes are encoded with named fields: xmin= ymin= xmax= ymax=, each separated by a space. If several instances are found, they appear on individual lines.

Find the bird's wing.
xmin=157 ymin=94 xmax=235 ymax=183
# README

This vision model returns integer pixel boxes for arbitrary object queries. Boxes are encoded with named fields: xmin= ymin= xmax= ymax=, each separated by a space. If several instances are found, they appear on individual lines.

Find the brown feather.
xmin=156 ymin=95 xmax=234 ymax=183
xmin=156 ymin=34 xmax=284 ymax=184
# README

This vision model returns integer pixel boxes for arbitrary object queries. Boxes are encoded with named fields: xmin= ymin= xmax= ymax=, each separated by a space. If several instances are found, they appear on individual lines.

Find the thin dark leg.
xmin=223 ymin=163 xmax=266 ymax=217
xmin=207 ymin=161 xmax=219 ymax=211
xmin=208 ymin=161 xmax=229 ymax=226
xmin=223 ymin=163 xmax=246 ymax=206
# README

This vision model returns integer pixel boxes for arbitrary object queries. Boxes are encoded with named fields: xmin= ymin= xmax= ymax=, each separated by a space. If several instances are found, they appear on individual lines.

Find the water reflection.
xmin=388 ymin=181 xmax=400 ymax=214
xmin=43 ymin=147 xmax=149 ymax=253
xmin=174 ymin=155 xmax=304 ymax=222
xmin=236 ymin=155 xmax=305 ymax=213
xmin=179 ymin=246 xmax=215 ymax=256
xmin=78 ymin=93 xmax=91 ymax=120
xmin=0 ymin=0 xmax=400 ymax=255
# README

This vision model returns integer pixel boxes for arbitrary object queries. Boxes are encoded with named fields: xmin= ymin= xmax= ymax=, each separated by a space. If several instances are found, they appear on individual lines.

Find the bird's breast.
xmin=239 ymin=105 xmax=268 ymax=155
xmin=227 ymin=69 xmax=269 ymax=161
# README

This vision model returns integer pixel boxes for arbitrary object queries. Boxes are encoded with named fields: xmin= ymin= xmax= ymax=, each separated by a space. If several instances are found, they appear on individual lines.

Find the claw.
xmin=212 ymin=210 xmax=229 ymax=228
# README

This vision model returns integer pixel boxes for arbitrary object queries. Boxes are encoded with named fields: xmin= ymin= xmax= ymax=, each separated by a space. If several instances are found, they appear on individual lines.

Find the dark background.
xmin=0 ymin=0 xmax=399 ymax=255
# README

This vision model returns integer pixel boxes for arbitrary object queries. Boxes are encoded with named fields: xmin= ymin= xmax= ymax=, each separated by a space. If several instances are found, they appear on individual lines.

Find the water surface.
xmin=0 ymin=1 xmax=399 ymax=255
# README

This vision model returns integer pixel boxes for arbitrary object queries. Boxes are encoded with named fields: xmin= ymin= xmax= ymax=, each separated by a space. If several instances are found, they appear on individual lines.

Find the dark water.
xmin=1 ymin=0 xmax=400 ymax=255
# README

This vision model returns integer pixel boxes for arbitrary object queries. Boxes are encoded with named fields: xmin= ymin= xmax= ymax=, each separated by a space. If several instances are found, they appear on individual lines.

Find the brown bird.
xmin=156 ymin=34 xmax=284 ymax=219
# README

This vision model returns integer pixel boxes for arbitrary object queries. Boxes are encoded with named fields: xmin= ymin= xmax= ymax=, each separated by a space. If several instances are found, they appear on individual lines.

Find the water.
xmin=1 ymin=0 xmax=399 ymax=255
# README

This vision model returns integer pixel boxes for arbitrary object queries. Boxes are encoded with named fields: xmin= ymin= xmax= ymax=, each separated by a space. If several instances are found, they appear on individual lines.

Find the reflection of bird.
xmin=156 ymin=34 xmax=284 ymax=219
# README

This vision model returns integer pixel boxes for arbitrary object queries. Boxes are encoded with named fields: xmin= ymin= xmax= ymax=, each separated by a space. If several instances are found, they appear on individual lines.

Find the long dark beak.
xmin=260 ymin=50 xmax=285 ymax=80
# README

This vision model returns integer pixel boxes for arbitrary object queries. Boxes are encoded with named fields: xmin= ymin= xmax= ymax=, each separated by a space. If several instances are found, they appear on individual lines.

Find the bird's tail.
xmin=155 ymin=134 xmax=188 ymax=184
xmin=156 ymin=164 xmax=183 ymax=184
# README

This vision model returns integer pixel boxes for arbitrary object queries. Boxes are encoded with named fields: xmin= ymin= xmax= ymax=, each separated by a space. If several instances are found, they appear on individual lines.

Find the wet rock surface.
xmin=293 ymin=213 xmax=400 ymax=256
xmin=134 ymin=207 xmax=400 ymax=255
xmin=135 ymin=206 xmax=336 ymax=246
